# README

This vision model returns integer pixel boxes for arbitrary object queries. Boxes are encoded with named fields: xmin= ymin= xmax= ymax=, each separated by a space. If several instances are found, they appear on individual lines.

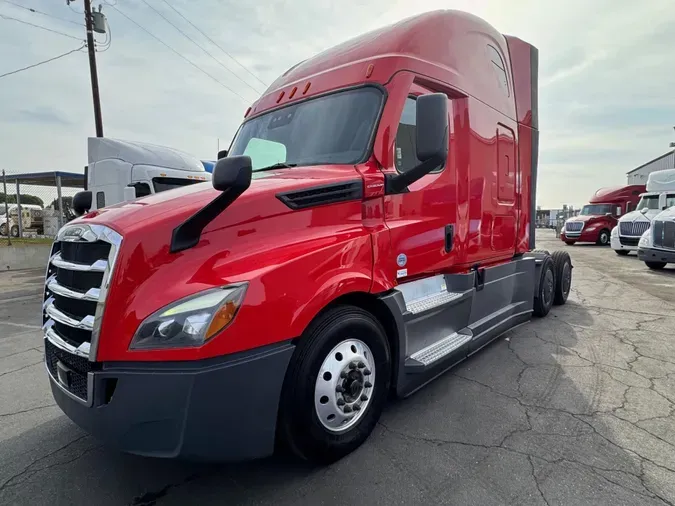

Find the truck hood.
xmin=72 ymin=165 xmax=361 ymax=237
xmin=566 ymin=215 xmax=605 ymax=223
xmin=618 ymin=209 xmax=658 ymax=223
xmin=653 ymin=207 xmax=675 ymax=221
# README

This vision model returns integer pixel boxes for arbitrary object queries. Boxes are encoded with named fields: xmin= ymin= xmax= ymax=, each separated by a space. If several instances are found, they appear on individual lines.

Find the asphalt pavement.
xmin=1 ymin=229 xmax=674 ymax=505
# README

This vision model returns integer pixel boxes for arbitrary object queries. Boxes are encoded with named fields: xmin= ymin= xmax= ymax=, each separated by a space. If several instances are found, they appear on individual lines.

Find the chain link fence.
xmin=1 ymin=169 xmax=83 ymax=246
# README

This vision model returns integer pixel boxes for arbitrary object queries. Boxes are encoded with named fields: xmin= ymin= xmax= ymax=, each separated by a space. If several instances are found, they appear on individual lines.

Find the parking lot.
xmin=0 ymin=228 xmax=674 ymax=506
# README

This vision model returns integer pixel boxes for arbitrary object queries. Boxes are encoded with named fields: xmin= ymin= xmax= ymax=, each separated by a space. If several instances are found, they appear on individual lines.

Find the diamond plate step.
xmin=408 ymin=331 xmax=473 ymax=367
xmin=405 ymin=291 xmax=463 ymax=315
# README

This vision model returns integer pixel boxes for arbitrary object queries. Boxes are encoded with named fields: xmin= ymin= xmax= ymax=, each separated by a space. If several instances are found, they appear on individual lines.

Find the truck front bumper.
xmin=638 ymin=247 xmax=675 ymax=264
xmin=48 ymin=341 xmax=295 ymax=462
xmin=561 ymin=230 xmax=598 ymax=243
xmin=611 ymin=234 xmax=638 ymax=252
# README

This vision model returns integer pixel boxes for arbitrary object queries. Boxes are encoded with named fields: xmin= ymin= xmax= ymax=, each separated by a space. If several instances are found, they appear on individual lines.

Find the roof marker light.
xmin=276 ymin=91 xmax=285 ymax=103
xmin=244 ymin=106 xmax=251 ymax=117
xmin=366 ymin=64 xmax=374 ymax=78
xmin=303 ymin=82 xmax=311 ymax=94
xmin=289 ymin=86 xmax=297 ymax=99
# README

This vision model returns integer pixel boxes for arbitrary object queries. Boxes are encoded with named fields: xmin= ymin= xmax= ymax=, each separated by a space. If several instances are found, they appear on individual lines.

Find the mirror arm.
xmin=385 ymin=155 xmax=445 ymax=194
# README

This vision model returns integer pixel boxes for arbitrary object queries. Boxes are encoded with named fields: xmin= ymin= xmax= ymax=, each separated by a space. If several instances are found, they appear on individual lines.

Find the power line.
xmin=138 ymin=0 xmax=262 ymax=96
xmin=0 ymin=0 xmax=83 ymax=26
xmin=0 ymin=14 xmax=84 ymax=41
xmin=158 ymin=0 xmax=268 ymax=89
xmin=0 ymin=44 xmax=85 ymax=79
xmin=107 ymin=4 xmax=249 ymax=104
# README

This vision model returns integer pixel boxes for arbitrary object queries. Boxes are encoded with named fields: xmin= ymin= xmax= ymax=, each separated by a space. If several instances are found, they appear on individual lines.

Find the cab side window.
xmin=395 ymin=96 xmax=445 ymax=174
xmin=131 ymin=182 xmax=152 ymax=198
xmin=666 ymin=194 xmax=675 ymax=208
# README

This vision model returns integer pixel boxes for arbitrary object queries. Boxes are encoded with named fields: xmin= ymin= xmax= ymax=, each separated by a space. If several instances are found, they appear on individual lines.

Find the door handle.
xmin=445 ymin=224 xmax=454 ymax=253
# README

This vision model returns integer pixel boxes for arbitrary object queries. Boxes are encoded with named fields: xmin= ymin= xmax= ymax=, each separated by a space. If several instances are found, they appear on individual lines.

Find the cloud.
xmin=0 ymin=0 xmax=674 ymax=209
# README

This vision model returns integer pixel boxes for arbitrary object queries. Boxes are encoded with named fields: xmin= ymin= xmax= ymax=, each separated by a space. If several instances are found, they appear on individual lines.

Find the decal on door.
xmin=396 ymin=253 xmax=407 ymax=267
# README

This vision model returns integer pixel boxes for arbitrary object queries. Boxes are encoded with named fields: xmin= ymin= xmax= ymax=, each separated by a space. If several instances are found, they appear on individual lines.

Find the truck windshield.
xmin=580 ymin=204 xmax=613 ymax=216
xmin=636 ymin=195 xmax=660 ymax=210
xmin=228 ymin=87 xmax=383 ymax=171
xmin=152 ymin=177 xmax=202 ymax=193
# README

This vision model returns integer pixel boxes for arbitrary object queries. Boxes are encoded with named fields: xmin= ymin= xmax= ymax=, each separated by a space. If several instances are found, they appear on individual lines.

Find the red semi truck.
xmin=560 ymin=185 xmax=646 ymax=246
xmin=43 ymin=10 xmax=573 ymax=464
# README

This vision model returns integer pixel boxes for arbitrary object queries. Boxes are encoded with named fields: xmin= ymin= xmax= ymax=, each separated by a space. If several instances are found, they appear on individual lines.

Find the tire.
xmin=533 ymin=255 xmax=555 ymax=317
xmin=551 ymin=251 xmax=572 ymax=305
xmin=596 ymin=229 xmax=610 ymax=246
xmin=0 ymin=224 xmax=5 ymax=236
xmin=278 ymin=305 xmax=391 ymax=464
xmin=615 ymin=250 xmax=629 ymax=256
xmin=645 ymin=261 xmax=667 ymax=270
xmin=10 ymin=225 xmax=19 ymax=238
xmin=565 ymin=241 xmax=576 ymax=246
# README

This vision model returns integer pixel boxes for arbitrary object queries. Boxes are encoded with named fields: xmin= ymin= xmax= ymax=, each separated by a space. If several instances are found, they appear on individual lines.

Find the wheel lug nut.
xmin=337 ymin=398 xmax=345 ymax=406
xmin=360 ymin=394 xmax=368 ymax=401
xmin=353 ymin=404 xmax=361 ymax=411
xmin=340 ymin=371 xmax=347 ymax=378
xmin=343 ymin=405 xmax=353 ymax=413
xmin=363 ymin=369 xmax=371 ymax=376
xmin=364 ymin=381 xmax=372 ymax=388
xmin=349 ymin=362 xmax=357 ymax=370
xmin=358 ymin=361 xmax=365 ymax=368
xmin=336 ymin=385 xmax=344 ymax=393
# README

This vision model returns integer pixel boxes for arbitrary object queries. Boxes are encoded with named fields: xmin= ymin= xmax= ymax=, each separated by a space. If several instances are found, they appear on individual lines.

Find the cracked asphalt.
xmin=1 ymin=229 xmax=674 ymax=506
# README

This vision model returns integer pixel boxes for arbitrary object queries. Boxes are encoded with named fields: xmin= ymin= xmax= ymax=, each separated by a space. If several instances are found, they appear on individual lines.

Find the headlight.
xmin=638 ymin=230 xmax=652 ymax=248
xmin=130 ymin=284 xmax=247 ymax=350
xmin=611 ymin=226 xmax=618 ymax=237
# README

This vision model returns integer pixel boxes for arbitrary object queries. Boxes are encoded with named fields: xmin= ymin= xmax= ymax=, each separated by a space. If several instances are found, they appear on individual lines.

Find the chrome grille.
xmin=619 ymin=221 xmax=650 ymax=237
xmin=565 ymin=222 xmax=583 ymax=232
xmin=43 ymin=224 xmax=121 ymax=402
xmin=653 ymin=220 xmax=675 ymax=250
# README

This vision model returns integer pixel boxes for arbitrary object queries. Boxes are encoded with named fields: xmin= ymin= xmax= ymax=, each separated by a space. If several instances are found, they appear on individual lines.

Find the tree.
xmin=0 ymin=193 xmax=44 ymax=207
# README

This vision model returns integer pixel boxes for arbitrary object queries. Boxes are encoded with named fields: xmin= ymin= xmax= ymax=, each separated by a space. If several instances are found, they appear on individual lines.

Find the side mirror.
xmin=72 ymin=191 xmax=92 ymax=216
xmin=123 ymin=186 xmax=137 ymax=202
xmin=171 ymin=155 xmax=253 ymax=254
xmin=212 ymin=155 xmax=252 ymax=192
xmin=386 ymin=93 xmax=448 ymax=193
xmin=217 ymin=149 xmax=228 ymax=160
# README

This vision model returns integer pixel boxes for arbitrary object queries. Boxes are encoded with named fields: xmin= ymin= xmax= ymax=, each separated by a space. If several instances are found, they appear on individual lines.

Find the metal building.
xmin=626 ymin=150 xmax=675 ymax=184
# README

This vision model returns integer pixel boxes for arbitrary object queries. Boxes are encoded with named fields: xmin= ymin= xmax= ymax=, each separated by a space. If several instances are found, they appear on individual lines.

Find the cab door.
xmin=382 ymin=84 xmax=457 ymax=281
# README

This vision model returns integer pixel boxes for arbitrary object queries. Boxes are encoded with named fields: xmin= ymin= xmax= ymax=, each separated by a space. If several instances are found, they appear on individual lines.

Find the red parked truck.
xmin=560 ymin=185 xmax=646 ymax=246
xmin=43 ymin=10 xmax=573 ymax=464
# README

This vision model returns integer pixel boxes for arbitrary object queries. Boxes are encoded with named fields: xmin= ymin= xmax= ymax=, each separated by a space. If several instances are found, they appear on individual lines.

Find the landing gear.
xmin=279 ymin=306 xmax=390 ymax=464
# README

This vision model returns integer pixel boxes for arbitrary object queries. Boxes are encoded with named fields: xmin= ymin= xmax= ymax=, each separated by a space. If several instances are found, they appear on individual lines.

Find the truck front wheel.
xmin=596 ymin=229 xmax=610 ymax=246
xmin=615 ymin=250 xmax=629 ymax=256
xmin=278 ymin=305 xmax=391 ymax=464
xmin=645 ymin=261 xmax=667 ymax=270
xmin=564 ymin=241 xmax=576 ymax=246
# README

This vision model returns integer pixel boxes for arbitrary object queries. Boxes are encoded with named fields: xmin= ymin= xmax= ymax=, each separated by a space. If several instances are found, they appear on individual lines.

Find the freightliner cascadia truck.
xmin=42 ymin=10 xmax=573 ymax=464
xmin=560 ymin=185 xmax=645 ymax=246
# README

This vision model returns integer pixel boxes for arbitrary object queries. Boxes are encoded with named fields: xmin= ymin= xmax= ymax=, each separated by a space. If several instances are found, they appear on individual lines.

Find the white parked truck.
xmin=611 ymin=169 xmax=675 ymax=255
xmin=637 ymin=206 xmax=675 ymax=270
xmin=84 ymin=137 xmax=211 ymax=210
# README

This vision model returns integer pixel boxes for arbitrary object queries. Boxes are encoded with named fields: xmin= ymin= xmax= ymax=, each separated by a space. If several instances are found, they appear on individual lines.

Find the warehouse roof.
xmin=626 ymin=150 xmax=674 ymax=175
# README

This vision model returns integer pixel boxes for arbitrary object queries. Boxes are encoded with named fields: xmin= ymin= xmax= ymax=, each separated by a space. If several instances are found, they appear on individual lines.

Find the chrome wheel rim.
xmin=314 ymin=339 xmax=375 ymax=433
xmin=543 ymin=268 xmax=554 ymax=307
xmin=562 ymin=262 xmax=572 ymax=298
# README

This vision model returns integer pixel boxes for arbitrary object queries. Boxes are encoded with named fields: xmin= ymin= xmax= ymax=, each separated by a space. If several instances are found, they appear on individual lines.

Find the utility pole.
xmin=67 ymin=0 xmax=105 ymax=137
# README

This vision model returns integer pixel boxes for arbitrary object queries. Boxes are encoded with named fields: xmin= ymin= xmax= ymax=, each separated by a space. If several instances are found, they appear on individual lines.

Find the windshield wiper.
xmin=255 ymin=162 xmax=298 ymax=172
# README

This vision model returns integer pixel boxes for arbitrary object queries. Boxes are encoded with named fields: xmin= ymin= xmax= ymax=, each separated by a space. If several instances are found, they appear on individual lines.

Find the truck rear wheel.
xmin=564 ymin=241 xmax=576 ymax=246
xmin=278 ymin=305 xmax=391 ymax=464
xmin=533 ymin=256 xmax=555 ymax=317
xmin=551 ymin=251 xmax=572 ymax=305
xmin=10 ymin=225 xmax=19 ymax=238
xmin=645 ymin=261 xmax=667 ymax=270
xmin=615 ymin=250 xmax=629 ymax=256
xmin=0 ymin=224 xmax=5 ymax=236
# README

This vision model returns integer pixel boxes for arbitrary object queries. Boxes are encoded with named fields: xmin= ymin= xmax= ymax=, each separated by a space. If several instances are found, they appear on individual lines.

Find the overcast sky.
xmin=1 ymin=0 xmax=674 ymax=208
